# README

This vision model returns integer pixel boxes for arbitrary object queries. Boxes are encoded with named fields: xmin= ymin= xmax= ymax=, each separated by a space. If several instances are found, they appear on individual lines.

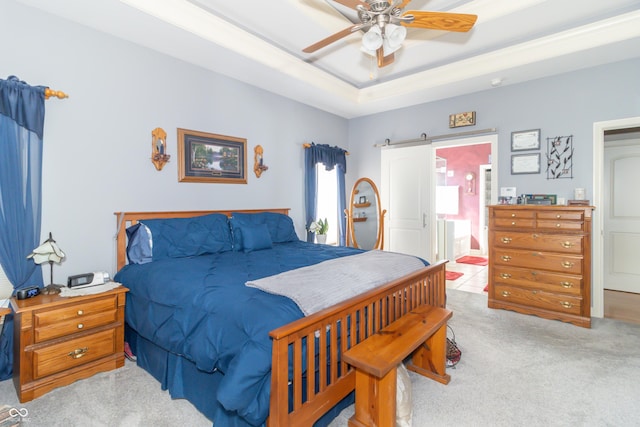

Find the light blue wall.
xmin=2 ymin=0 xmax=639 ymax=282
xmin=0 ymin=0 xmax=348 ymax=280
xmin=348 ymin=59 xmax=640 ymax=200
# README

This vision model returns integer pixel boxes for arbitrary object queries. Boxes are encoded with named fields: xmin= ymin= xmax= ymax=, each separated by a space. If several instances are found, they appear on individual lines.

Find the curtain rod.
xmin=44 ymin=87 xmax=69 ymax=100
xmin=303 ymin=142 xmax=349 ymax=155
xmin=374 ymin=128 xmax=497 ymax=147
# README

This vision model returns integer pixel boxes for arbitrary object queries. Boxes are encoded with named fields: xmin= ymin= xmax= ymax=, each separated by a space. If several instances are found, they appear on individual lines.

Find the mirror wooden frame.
xmin=345 ymin=177 xmax=386 ymax=250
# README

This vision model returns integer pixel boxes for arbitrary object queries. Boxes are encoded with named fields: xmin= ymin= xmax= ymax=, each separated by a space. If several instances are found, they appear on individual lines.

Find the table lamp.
xmin=27 ymin=232 xmax=65 ymax=295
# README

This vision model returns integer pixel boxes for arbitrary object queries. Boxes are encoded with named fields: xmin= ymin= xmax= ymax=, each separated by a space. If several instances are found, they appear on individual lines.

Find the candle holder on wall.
xmin=254 ymin=145 xmax=269 ymax=178
xmin=151 ymin=127 xmax=171 ymax=171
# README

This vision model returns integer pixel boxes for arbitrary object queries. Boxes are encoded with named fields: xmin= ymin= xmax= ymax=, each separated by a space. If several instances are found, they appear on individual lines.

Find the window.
xmin=316 ymin=165 xmax=338 ymax=245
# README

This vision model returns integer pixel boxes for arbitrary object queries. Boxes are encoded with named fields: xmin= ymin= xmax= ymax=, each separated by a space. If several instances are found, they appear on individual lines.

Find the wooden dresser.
xmin=11 ymin=286 xmax=128 ymax=402
xmin=488 ymin=205 xmax=594 ymax=328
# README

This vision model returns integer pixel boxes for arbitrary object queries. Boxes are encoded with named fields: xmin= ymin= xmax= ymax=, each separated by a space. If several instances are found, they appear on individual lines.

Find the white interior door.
xmin=381 ymin=145 xmax=434 ymax=261
xmin=603 ymin=140 xmax=640 ymax=293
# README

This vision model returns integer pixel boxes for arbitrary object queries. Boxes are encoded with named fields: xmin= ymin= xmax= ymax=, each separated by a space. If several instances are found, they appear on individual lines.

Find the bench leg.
xmin=348 ymin=366 xmax=397 ymax=427
xmin=406 ymin=322 xmax=451 ymax=385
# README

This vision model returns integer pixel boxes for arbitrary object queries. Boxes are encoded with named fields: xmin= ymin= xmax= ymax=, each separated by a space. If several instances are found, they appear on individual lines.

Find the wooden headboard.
xmin=114 ymin=208 xmax=291 ymax=271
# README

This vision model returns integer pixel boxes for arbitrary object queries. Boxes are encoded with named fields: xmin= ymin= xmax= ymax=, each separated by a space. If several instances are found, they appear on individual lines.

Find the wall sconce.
xmin=465 ymin=172 xmax=476 ymax=195
xmin=151 ymin=127 xmax=170 ymax=171
xmin=254 ymin=145 xmax=268 ymax=178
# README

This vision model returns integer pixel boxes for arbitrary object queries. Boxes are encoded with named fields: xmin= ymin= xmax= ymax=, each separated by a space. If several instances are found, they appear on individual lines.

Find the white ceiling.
xmin=18 ymin=0 xmax=640 ymax=118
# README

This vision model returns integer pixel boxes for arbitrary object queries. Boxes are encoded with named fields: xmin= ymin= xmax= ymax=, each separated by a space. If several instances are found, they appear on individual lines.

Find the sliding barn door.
xmin=381 ymin=145 xmax=434 ymax=261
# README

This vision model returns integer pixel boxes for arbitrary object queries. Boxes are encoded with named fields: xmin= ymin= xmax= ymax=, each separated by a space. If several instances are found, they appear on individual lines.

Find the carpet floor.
xmin=1 ymin=289 xmax=639 ymax=426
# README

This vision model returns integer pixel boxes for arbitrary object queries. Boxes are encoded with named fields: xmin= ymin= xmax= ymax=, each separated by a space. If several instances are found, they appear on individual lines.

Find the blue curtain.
xmin=304 ymin=143 xmax=347 ymax=245
xmin=0 ymin=76 xmax=46 ymax=380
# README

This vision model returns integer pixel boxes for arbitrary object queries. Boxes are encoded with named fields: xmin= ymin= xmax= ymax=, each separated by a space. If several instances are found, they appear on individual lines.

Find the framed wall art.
xmin=177 ymin=128 xmax=247 ymax=184
xmin=511 ymin=153 xmax=541 ymax=175
xmin=449 ymin=111 xmax=476 ymax=128
xmin=546 ymin=135 xmax=573 ymax=179
xmin=511 ymin=129 xmax=540 ymax=151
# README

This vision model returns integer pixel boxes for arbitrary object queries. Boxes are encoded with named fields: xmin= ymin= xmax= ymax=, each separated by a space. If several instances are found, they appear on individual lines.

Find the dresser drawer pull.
xmin=561 ymin=241 xmax=574 ymax=248
xmin=560 ymin=281 xmax=573 ymax=288
xmin=556 ymin=223 xmax=561 ymax=228
xmin=561 ymin=301 xmax=573 ymax=309
xmin=77 ymin=310 xmax=84 ymax=315
xmin=77 ymin=323 xmax=84 ymax=329
xmin=501 ymin=291 xmax=511 ymax=297
xmin=511 ymin=213 xmax=516 ymax=217
xmin=68 ymin=347 xmax=89 ymax=359
xmin=511 ymin=221 xmax=516 ymax=226
xmin=501 ymin=237 xmax=512 ymax=244
xmin=501 ymin=255 xmax=512 ymax=262
xmin=532 ymin=233 xmax=539 ymax=239
xmin=561 ymin=261 xmax=574 ymax=269
xmin=500 ymin=273 xmax=512 ymax=279
xmin=556 ymin=214 xmax=561 ymax=219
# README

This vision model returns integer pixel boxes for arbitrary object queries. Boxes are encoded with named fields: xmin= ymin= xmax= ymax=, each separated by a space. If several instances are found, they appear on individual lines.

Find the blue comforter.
xmin=114 ymin=241 xmax=364 ymax=426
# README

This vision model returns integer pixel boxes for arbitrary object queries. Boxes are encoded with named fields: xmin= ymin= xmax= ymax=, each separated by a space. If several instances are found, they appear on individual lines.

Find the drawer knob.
xmin=561 ymin=241 xmax=574 ymax=248
xmin=501 ymin=237 xmax=512 ymax=244
xmin=500 ymin=273 xmax=512 ymax=279
xmin=501 ymin=291 xmax=511 ymax=297
xmin=556 ymin=214 xmax=561 ymax=219
xmin=77 ymin=323 xmax=84 ymax=329
xmin=560 ymin=281 xmax=573 ymax=288
xmin=77 ymin=310 xmax=84 ymax=316
xmin=561 ymin=261 xmax=575 ymax=269
xmin=561 ymin=301 xmax=573 ymax=309
xmin=68 ymin=347 xmax=89 ymax=359
xmin=556 ymin=223 xmax=561 ymax=228
xmin=511 ymin=221 xmax=516 ymax=226
xmin=511 ymin=213 xmax=516 ymax=217
xmin=501 ymin=255 xmax=512 ymax=262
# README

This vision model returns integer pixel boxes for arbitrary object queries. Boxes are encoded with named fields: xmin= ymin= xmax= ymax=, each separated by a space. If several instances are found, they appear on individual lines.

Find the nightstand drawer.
xmin=32 ymin=329 xmax=117 ymax=379
xmin=35 ymin=309 xmax=118 ymax=342
xmin=35 ymin=296 xmax=117 ymax=327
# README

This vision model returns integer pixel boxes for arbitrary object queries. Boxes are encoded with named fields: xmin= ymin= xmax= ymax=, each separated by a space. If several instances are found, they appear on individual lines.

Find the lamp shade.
xmin=27 ymin=233 xmax=65 ymax=265
xmin=362 ymin=25 xmax=383 ymax=51
xmin=385 ymin=24 xmax=407 ymax=49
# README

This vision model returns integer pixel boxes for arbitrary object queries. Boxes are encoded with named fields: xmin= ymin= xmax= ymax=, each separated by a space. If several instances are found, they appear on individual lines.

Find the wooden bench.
xmin=343 ymin=305 xmax=453 ymax=427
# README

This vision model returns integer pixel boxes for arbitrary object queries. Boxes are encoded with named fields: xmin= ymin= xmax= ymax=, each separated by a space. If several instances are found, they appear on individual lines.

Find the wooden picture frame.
xmin=511 ymin=129 xmax=541 ymax=151
xmin=449 ymin=111 xmax=476 ymax=128
xmin=511 ymin=153 xmax=541 ymax=174
xmin=177 ymin=128 xmax=247 ymax=184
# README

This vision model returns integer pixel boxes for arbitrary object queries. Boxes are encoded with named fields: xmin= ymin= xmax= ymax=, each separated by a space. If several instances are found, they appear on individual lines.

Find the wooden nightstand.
xmin=10 ymin=286 xmax=128 ymax=402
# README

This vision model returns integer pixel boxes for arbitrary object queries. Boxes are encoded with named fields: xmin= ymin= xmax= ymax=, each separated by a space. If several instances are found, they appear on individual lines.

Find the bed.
xmin=113 ymin=208 xmax=447 ymax=427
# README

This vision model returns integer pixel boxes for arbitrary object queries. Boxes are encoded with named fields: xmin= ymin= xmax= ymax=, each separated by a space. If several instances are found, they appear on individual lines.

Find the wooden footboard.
xmin=268 ymin=260 xmax=447 ymax=427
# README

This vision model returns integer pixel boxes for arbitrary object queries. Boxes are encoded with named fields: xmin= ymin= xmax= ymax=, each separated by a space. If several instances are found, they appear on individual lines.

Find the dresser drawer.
xmin=493 ymin=248 xmax=583 ymax=275
xmin=537 ymin=210 xmax=584 ymax=221
xmin=493 ymin=231 xmax=583 ymax=254
xmin=493 ymin=218 xmax=536 ymax=229
xmin=32 ymin=329 xmax=117 ymax=379
xmin=493 ymin=210 xmax=535 ymax=220
xmin=536 ymin=220 xmax=584 ymax=231
xmin=493 ymin=266 xmax=582 ymax=295
xmin=493 ymin=284 xmax=582 ymax=315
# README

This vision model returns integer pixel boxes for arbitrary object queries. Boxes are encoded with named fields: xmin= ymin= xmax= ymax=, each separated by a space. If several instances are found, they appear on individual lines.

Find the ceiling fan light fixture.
xmin=384 ymin=23 xmax=406 ymax=49
xmin=362 ymin=25 xmax=383 ymax=51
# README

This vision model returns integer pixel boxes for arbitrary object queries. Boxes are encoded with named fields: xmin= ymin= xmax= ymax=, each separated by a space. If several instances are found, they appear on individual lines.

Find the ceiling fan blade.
xmin=303 ymin=25 xmax=360 ymax=53
xmin=402 ymin=11 xmax=477 ymax=32
xmin=376 ymin=48 xmax=394 ymax=68
xmin=331 ymin=0 xmax=370 ymax=10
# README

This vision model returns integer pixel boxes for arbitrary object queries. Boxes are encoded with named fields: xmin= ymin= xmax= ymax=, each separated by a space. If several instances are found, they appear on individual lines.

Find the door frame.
xmin=592 ymin=116 xmax=640 ymax=318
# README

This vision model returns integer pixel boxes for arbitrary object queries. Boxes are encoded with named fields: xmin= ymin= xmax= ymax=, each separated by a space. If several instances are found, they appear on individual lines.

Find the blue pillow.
xmin=239 ymin=223 xmax=273 ymax=253
xmin=143 ymin=213 xmax=233 ymax=261
xmin=125 ymin=223 xmax=153 ymax=264
xmin=230 ymin=212 xmax=298 ymax=251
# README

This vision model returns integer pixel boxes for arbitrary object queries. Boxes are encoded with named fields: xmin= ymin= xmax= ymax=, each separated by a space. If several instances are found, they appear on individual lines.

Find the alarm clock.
xmin=67 ymin=271 xmax=110 ymax=289
xmin=16 ymin=286 xmax=40 ymax=300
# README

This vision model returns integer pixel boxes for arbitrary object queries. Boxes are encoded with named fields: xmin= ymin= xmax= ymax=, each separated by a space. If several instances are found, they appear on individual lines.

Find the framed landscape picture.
xmin=177 ymin=128 xmax=247 ymax=184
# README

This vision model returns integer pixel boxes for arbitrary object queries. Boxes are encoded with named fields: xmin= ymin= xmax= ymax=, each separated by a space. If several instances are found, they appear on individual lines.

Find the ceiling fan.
xmin=303 ymin=0 xmax=477 ymax=67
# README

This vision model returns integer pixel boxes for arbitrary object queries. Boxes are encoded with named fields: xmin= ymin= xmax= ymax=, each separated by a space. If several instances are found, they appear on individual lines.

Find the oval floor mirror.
xmin=345 ymin=177 xmax=386 ymax=250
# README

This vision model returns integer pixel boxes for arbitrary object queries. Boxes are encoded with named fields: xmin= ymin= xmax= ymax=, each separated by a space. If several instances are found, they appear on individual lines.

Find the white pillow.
xmin=396 ymin=363 xmax=413 ymax=427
